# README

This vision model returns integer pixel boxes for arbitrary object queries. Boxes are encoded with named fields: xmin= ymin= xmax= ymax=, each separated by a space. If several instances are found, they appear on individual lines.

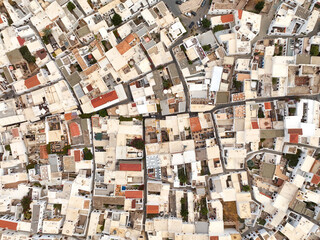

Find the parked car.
xmin=201 ymin=0 xmax=206 ymax=7
xmin=191 ymin=11 xmax=197 ymax=16
xmin=197 ymin=21 xmax=201 ymax=27
xmin=176 ymin=0 xmax=182 ymax=4
xmin=189 ymin=21 xmax=195 ymax=29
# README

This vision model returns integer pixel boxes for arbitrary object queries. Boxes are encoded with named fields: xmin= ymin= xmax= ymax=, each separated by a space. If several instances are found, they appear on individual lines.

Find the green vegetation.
xmin=201 ymin=18 xmax=211 ymax=29
xmin=26 ymin=163 xmax=35 ymax=172
xmin=21 ymin=196 xmax=32 ymax=220
xmin=42 ymin=28 xmax=51 ymax=45
xmin=200 ymin=198 xmax=208 ymax=219
xmin=257 ymin=218 xmax=266 ymax=225
xmin=111 ymin=13 xmax=122 ymax=26
xmin=79 ymin=113 xmax=94 ymax=119
xmin=180 ymin=45 xmax=186 ymax=52
xmin=283 ymin=149 xmax=302 ymax=168
xmin=53 ymin=204 xmax=62 ymax=211
xmin=310 ymin=44 xmax=319 ymax=56
xmin=260 ymin=138 xmax=265 ymax=142
xmin=272 ymin=77 xmax=278 ymax=85
xmin=258 ymin=108 xmax=265 ymax=118
xmin=19 ymin=46 xmax=35 ymax=63
xmin=33 ymin=182 xmax=42 ymax=187
xmin=130 ymin=138 xmax=145 ymax=150
xmin=180 ymin=198 xmax=188 ymax=221
xmin=83 ymin=147 xmax=93 ymax=160
xmin=233 ymin=79 xmax=242 ymax=91
xmin=100 ymin=219 xmax=105 ymax=231
xmin=5 ymin=144 xmax=11 ymax=152
xmin=162 ymin=79 xmax=172 ymax=89
xmin=202 ymin=44 xmax=211 ymax=51
xmin=67 ymin=2 xmax=76 ymax=12
xmin=242 ymin=185 xmax=251 ymax=192
xmin=98 ymin=109 xmax=108 ymax=117
xmin=101 ymin=40 xmax=109 ymax=52
xmin=213 ymin=25 xmax=224 ymax=33
xmin=289 ymin=108 xmax=296 ymax=115
xmin=156 ymin=104 xmax=162 ymax=113
xmin=178 ymin=168 xmax=188 ymax=184
xmin=254 ymin=1 xmax=265 ymax=13
xmin=116 ymin=205 xmax=123 ymax=209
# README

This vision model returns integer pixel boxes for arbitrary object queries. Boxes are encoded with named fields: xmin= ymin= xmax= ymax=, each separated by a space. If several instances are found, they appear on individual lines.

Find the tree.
xmin=67 ymin=2 xmax=76 ymax=12
xmin=213 ymin=25 xmax=224 ymax=33
xmin=258 ymin=108 xmax=265 ymax=118
xmin=130 ymin=138 xmax=145 ymax=150
xmin=255 ymin=1 xmax=265 ymax=13
xmin=202 ymin=18 xmax=211 ymax=28
xmin=242 ymin=185 xmax=250 ymax=192
xmin=83 ymin=147 xmax=93 ymax=160
xmin=283 ymin=149 xmax=302 ymax=168
xmin=310 ymin=45 xmax=319 ymax=56
xmin=5 ymin=145 xmax=11 ymax=152
xmin=19 ymin=46 xmax=36 ymax=63
xmin=111 ymin=13 xmax=122 ymax=26
xmin=42 ymin=28 xmax=51 ymax=37
xmin=98 ymin=109 xmax=108 ymax=117
xmin=202 ymin=44 xmax=211 ymax=51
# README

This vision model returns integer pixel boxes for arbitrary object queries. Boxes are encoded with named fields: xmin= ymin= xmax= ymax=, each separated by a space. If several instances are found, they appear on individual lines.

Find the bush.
xmin=83 ymin=147 xmax=93 ymax=160
xmin=242 ymin=185 xmax=250 ymax=192
xmin=180 ymin=198 xmax=188 ymax=221
xmin=258 ymin=108 xmax=265 ymax=118
xmin=255 ymin=1 xmax=265 ymax=13
xmin=283 ymin=149 xmax=301 ymax=168
xmin=202 ymin=44 xmax=211 ymax=51
xmin=130 ymin=138 xmax=145 ymax=150
xmin=258 ymin=218 xmax=266 ymax=225
xmin=213 ymin=25 xmax=224 ymax=33
xmin=202 ymin=18 xmax=211 ymax=28
xmin=67 ymin=2 xmax=76 ymax=12
xmin=5 ymin=145 xmax=11 ymax=152
xmin=111 ymin=13 xmax=122 ymax=26
xmin=19 ymin=46 xmax=35 ymax=63
xmin=310 ymin=45 xmax=319 ymax=56
xmin=178 ymin=168 xmax=188 ymax=184
xmin=98 ymin=109 xmax=108 ymax=117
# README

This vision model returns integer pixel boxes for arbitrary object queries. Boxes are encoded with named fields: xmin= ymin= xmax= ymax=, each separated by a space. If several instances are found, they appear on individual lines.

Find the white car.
xmin=186 ymin=12 xmax=192 ymax=17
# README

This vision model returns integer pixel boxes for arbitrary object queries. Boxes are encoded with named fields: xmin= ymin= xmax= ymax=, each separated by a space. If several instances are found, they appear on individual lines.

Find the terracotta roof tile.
xmin=146 ymin=205 xmax=159 ymax=214
xmin=91 ymin=90 xmax=118 ymax=108
xmin=25 ymin=75 xmax=40 ymax=89
xmin=119 ymin=163 xmax=141 ymax=171
xmin=11 ymin=128 xmax=19 ymax=138
xmin=69 ymin=122 xmax=81 ymax=137
xmin=0 ymin=220 xmax=18 ymax=230
xmin=238 ymin=10 xmax=243 ymax=19
xmin=190 ymin=117 xmax=202 ymax=132
xmin=64 ymin=113 xmax=73 ymax=121
xmin=74 ymin=150 xmax=81 ymax=162
xmin=264 ymin=102 xmax=272 ymax=110
xmin=125 ymin=190 xmax=143 ymax=199
xmin=17 ymin=36 xmax=25 ymax=46
xmin=311 ymin=174 xmax=320 ymax=185
xmin=221 ymin=14 xmax=234 ymax=23
xmin=40 ymin=145 xmax=48 ymax=159
xmin=251 ymin=121 xmax=259 ymax=129
xmin=290 ymin=134 xmax=299 ymax=144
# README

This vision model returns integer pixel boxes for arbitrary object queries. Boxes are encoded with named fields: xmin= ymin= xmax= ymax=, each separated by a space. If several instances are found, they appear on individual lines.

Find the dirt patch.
xmin=222 ymin=201 xmax=238 ymax=222
xmin=245 ymin=0 xmax=272 ymax=13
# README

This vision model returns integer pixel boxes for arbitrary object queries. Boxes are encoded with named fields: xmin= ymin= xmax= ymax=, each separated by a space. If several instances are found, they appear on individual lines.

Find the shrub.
xmin=130 ymin=138 xmax=144 ymax=150
xmin=255 ymin=1 xmax=265 ymax=13
xmin=111 ymin=13 xmax=122 ymax=26
xmin=242 ymin=185 xmax=250 ymax=192
xmin=202 ymin=44 xmax=211 ymax=51
xmin=19 ymin=46 xmax=35 ymax=63
xmin=213 ymin=25 xmax=224 ymax=33
xmin=310 ymin=45 xmax=319 ymax=56
xmin=83 ymin=147 xmax=93 ymax=160
xmin=98 ymin=109 xmax=108 ymax=117
xmin=67 ymin=2 xmax=76 ymax=12
xmin=202 ymin=18 xmax=211 ymax=28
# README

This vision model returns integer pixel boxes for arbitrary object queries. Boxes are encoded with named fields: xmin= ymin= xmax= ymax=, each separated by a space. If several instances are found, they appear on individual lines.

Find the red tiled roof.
xmin=290 ymin=134 xmax=299 ymax=144
xmin=0 ymin=17 xmax=3 ymax=24
xmin=264 ymin=102 xmax=272 ymax=110
xmin=25 ymin=75 xmax=40 ymax=89
xmin=190 ymin=117 xmax=202 ymax=132
xmin=17 ymin=36 xmax=25 ymax=46
xmin=288 ymin=128 xmax=303 ymax=135
xmin=40 ymin=145 xmax=48 ymax=159
xmin=131 ymin=199 xmax=136 ymax=208
xmin=91 ymin=91 xmax=118 ymax=109
xmin=311 ymin=174 xmax=320 ymax=185
xmin=36 ymin=49 xmax=47 ymax=60
xmin=86 ymin=84 xmax=93 ymax=92
xmin=210 ymin=237 xmax=219 ymax=240
xmin=221 ymin=14 xmax=234 ymax=23
xmin=238 ymin=10 xmax=243 ymax=19
xmin=146 ymin=205 xmax=159 ymax=214
xmin=119 ymin=163 xmax=141 ymax=171
xmin=0 ymin=220 xmax=18 ymax=230
xmin=251 ymin=121 xmax=259 ymax=129
xmin=11 ymin=128 xmax=19 ymax=138
xmin=74 ymin=150 xmax=81 ymax=162
xmin=125 ymin=190 xmax=143 ymax=199
xmin=69 ymin=122 xmax=80 ymax=137
xmin=64 ymin=113 xmax=73 ymax=121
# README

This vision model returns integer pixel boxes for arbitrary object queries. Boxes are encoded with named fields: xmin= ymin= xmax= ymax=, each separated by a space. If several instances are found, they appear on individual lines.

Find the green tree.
xmin=83 ymin=147 xmax=93 ymax=160
xmin=213 ymin=25 xmax=224 ymax=33
xmin=111 ymin=13 xmax=122 ymax=26
xmin=98 ymin=109 xmax=108 ymax=117
xmin=242 ymin=185 xmax=250 ymax=192
xmin=310 ymin=45 xmax=319 ymax=56
xmin=130 ymin=138 xmax=145 ymax=150
xmin=255 ymin=1 xmax=265 ymax=13
xmin=202 ymin=44 xmax=211 ymax=51
xmin=67 ymin=2 xmax=76 ymax=12
xmin=202 ymin=18 xmax=211 ymax=28
xmin=19 ymin=46 xmax=35 ymax=63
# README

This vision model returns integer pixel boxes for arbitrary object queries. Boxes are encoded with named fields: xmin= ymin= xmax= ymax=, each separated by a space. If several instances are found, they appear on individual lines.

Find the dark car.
xmin=189 ymin=21 xmax=195 ymax=29
xmin=176 ymin=0 xmax=182 ymax=4
xmin=201 ymin=0 xmax=206 ymax=7
xmin=191 ymin=11 xmax=197 ymax=16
